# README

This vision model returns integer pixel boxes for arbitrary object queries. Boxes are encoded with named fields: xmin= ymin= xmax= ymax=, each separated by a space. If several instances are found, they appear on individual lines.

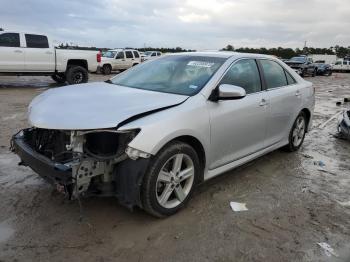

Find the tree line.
xmin=56 ymin=42 xmax=350 ymax=59
xmin=56 ymin=43 xmax=194 ymax=53
xmin=221 ymin=45 xmax=350 ymax=59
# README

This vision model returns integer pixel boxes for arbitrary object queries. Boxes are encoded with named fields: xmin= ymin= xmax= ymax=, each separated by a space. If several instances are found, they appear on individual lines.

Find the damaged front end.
xmin=11 ymin=127 xmax=151 ymax=209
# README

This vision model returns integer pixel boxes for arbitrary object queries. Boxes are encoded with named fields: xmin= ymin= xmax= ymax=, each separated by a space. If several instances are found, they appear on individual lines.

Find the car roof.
xmin=167 ymin=51 xmax=275 ymax=60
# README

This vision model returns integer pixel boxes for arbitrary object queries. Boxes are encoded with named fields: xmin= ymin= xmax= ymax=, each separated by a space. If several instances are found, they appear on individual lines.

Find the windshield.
xmin=111 ymin=55 xmax=226 ymax=96
xmin=144 ymin=51 xmax=153 ymax=56
xmin=102 ymin=51 xmax=117 ymax=58
xmin=290 ymin=57 xmax=306 ymax=62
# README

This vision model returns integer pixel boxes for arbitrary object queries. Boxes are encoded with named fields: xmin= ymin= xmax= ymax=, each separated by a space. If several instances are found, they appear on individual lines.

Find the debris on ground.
xmin=230 ymin=202 xmax=248 ymax=212
xmin=336 ymin=102 xmax=342 ymax=106
xmin=302 ymin=154 xmax=314 ymax=159
xmin=344 ymin=97 xmax=350 ymax=102
xmin=337 ymin=200 xmax=350 ymax=207
xmin=313 ymin=160 xmax=325 ymax=167
xmin=317 ymin=242 xmax=338 ymax=257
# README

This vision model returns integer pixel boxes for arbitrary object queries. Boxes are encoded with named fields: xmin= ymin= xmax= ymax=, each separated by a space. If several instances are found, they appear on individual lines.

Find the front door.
xmin=0 ymin=32 xmax=25 ymax=71
xmin=208 ymin=59 xmax=268 ymax=170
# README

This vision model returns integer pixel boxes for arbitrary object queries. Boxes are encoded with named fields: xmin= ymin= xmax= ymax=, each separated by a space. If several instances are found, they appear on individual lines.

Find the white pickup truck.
xmin=0 ymin=31 xmax=101 ymax=84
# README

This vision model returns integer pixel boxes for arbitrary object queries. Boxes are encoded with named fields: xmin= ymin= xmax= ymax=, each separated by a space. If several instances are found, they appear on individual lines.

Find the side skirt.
xmin=204 ymin=140 xmax=287 ymax=181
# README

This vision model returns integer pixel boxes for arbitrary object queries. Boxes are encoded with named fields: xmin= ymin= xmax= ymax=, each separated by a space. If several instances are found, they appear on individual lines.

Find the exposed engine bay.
xmin=11 ymin=127 xmax=150 ymax=207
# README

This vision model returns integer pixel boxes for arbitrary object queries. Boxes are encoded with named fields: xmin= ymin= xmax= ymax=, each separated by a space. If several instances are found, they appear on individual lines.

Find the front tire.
xmin=66 ymin=66 xmax=88 ymax=85
xmin=284 ymin=112 xmax=307 ymax=152
xmin=141 ymin=141 xmax=200 ymax=217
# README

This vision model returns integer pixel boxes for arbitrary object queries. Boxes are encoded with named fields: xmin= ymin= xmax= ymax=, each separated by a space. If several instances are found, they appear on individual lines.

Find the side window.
xmin=125 ymin=51 xmax=133 ymax=58
xmin=285 ymin=70 xmax=296 ymax=85
xmin=260 ymin=60 xmax=288 ymax=89
xmin=0 ymin=33 xmax=20 ymax=47
xmin=116 ymin=52 xmax=124 ymax=59
xmin=157 ymin=52 xmax=161 ymax=56
xmin=219 ymin=59 xmax=261 ymax=95
xmin=151 ymin=52 xmax=157 ymax=57
xmin=25 ymin=34 xmax=49 ymax=48
xmin=335 ymin=61 xmax=342 ymax=65
xmin=133 ymin=51 xmax=140 ymax=58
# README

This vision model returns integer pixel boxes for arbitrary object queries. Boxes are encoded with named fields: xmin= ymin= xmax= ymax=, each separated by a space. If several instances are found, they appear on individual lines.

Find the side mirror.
xmin=210 ymin=84 xmax=246 ymax=101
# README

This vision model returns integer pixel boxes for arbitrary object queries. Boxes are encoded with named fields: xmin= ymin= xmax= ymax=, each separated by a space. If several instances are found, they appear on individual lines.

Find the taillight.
xmin=97 ymin=52 xmax=101 ymax=63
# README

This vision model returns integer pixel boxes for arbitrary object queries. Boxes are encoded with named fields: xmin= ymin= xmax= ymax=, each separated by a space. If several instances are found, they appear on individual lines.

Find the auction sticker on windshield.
xmin=187 ymin=61 xmax=215 ymax=68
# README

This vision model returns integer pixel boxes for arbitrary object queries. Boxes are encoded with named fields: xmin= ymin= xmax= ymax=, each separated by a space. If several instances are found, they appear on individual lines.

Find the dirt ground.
xmin=0 ymin=73 xmax=350 ymax=262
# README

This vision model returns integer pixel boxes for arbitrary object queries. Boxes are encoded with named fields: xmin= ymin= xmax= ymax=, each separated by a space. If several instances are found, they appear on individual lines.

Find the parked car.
xmin=313 ymin=60 xmax=332 ymax=76
xmin=332 ymin=60 xmax=350 ymax=72
xmin=0 ymin=31 xmax=100 ymax=84
xmin=11 ymin=52 xmax=314 ymax=217
xmin=143 ymin=51 xmax=162 ymax=61
xmin=99 ymin=49 xmax=141 ymax=74
xmin=284 ymin=56 xmax=316 ymax=77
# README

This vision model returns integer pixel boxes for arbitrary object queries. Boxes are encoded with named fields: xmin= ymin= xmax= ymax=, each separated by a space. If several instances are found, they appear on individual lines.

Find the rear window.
xmin=285 ymin=70 xmax=297 ymax=85
xmin=25 ymin=34 xmax=49 ymax=48
xmin=133 ymin=51 xmax=140 ymax=58
xmin=0 ymin=33 xmax=20 ymax=47
xmin=260 ymin=60 xmax=288 ymax=89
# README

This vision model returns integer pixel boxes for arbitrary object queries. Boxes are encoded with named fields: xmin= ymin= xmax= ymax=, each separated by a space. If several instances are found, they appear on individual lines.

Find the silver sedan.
xmin=12 ymin=52 xmax=314 ymax=217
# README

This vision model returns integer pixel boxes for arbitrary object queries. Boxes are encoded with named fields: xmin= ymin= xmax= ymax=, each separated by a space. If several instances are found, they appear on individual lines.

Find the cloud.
xmin=0 ymin=0 xmax=349 ymax=49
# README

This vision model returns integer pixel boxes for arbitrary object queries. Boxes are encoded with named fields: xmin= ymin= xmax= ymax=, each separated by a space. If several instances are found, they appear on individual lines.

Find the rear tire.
xmin=102 ymin=64 xmax=112 ymax=75
xmin=141 ymin=141 xmax=200 ymax=218
xmin=66 ymin=66 xmax=88 ymax=85
xmin=312 ymin=69 xmax=316 ymax=77
xmin=51 ymin=73 xmax=66 ymax=84
xmin=284 ymin=112 xmax=307 ymax=152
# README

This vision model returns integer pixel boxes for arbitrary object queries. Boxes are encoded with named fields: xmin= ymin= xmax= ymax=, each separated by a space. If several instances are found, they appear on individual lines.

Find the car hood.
xmin=28 ymin=82 xmax=188 ymax=130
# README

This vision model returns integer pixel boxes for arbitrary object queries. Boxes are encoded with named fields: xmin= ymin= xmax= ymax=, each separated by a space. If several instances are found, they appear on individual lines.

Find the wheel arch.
xmin=67 ymin=59 xmax=88 ymax=70
xmin=301 ymin=108 xmax=311 ymax=132
xmin=154 ymin=135 xmax=206 ymax=182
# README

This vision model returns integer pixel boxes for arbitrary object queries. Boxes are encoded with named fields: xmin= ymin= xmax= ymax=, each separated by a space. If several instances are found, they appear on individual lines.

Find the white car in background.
xmin=0 ymin=31 xmax=100 ymax=84
xmin=99 ymin=49 xmax=141 ymax=74
xmin=143 ymin=51 xmax=162 ymax=61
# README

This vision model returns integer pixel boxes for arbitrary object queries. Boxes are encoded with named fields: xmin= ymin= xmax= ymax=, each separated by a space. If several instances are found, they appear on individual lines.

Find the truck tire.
xmin=51 ymin=73 xmax=66 ymax=84
xmin=66 ymin=66 xmax=88 ymax=85
xmin=102 ymin=64 xmax=112 ymax=75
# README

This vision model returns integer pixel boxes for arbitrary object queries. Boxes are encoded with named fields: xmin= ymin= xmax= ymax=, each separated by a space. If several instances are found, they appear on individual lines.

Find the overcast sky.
xmin=1 ymin=0 xmax=349 ymax=49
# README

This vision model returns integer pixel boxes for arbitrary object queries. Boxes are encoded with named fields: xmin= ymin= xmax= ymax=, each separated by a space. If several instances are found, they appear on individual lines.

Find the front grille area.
xmin=23 ymin=128 xmax=72 ymax=163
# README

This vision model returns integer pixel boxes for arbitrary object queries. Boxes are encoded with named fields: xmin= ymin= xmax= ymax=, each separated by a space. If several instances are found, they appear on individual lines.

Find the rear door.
xmin=132 ymin=51 xmax=140 ymax=63
xmin=0 ymin=32 xmax=24 ymax=71
xmin=24 ymin=34 xmax=55 ymax=72
xmin=125 ymin=50 xmax=134 ymax=68
xmin=259 ymin=59 xmax=302 ymax=146
xmin=208 ymin=59 xmax=268 ymax=169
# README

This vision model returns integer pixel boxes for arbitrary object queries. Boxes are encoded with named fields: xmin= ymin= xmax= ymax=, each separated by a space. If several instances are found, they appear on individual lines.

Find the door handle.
xmin=295 ymin=91 xmax=301 ymax=97
xmin=14 ymin=50 xmax=23 ymax=53
xmin=259 ymin=98 xmax=268 ymax=106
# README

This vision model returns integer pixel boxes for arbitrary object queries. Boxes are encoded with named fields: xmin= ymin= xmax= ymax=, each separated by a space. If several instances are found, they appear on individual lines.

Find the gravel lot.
xmin=0 ymin=73 xmax=350 ymax=262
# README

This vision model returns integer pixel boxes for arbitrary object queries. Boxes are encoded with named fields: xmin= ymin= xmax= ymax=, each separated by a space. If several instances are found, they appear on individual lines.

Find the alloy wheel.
xmin=292 ymin=115 xmax=306 ymax=147
xmin=156 ymin=153 xmax=194 ymax=209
